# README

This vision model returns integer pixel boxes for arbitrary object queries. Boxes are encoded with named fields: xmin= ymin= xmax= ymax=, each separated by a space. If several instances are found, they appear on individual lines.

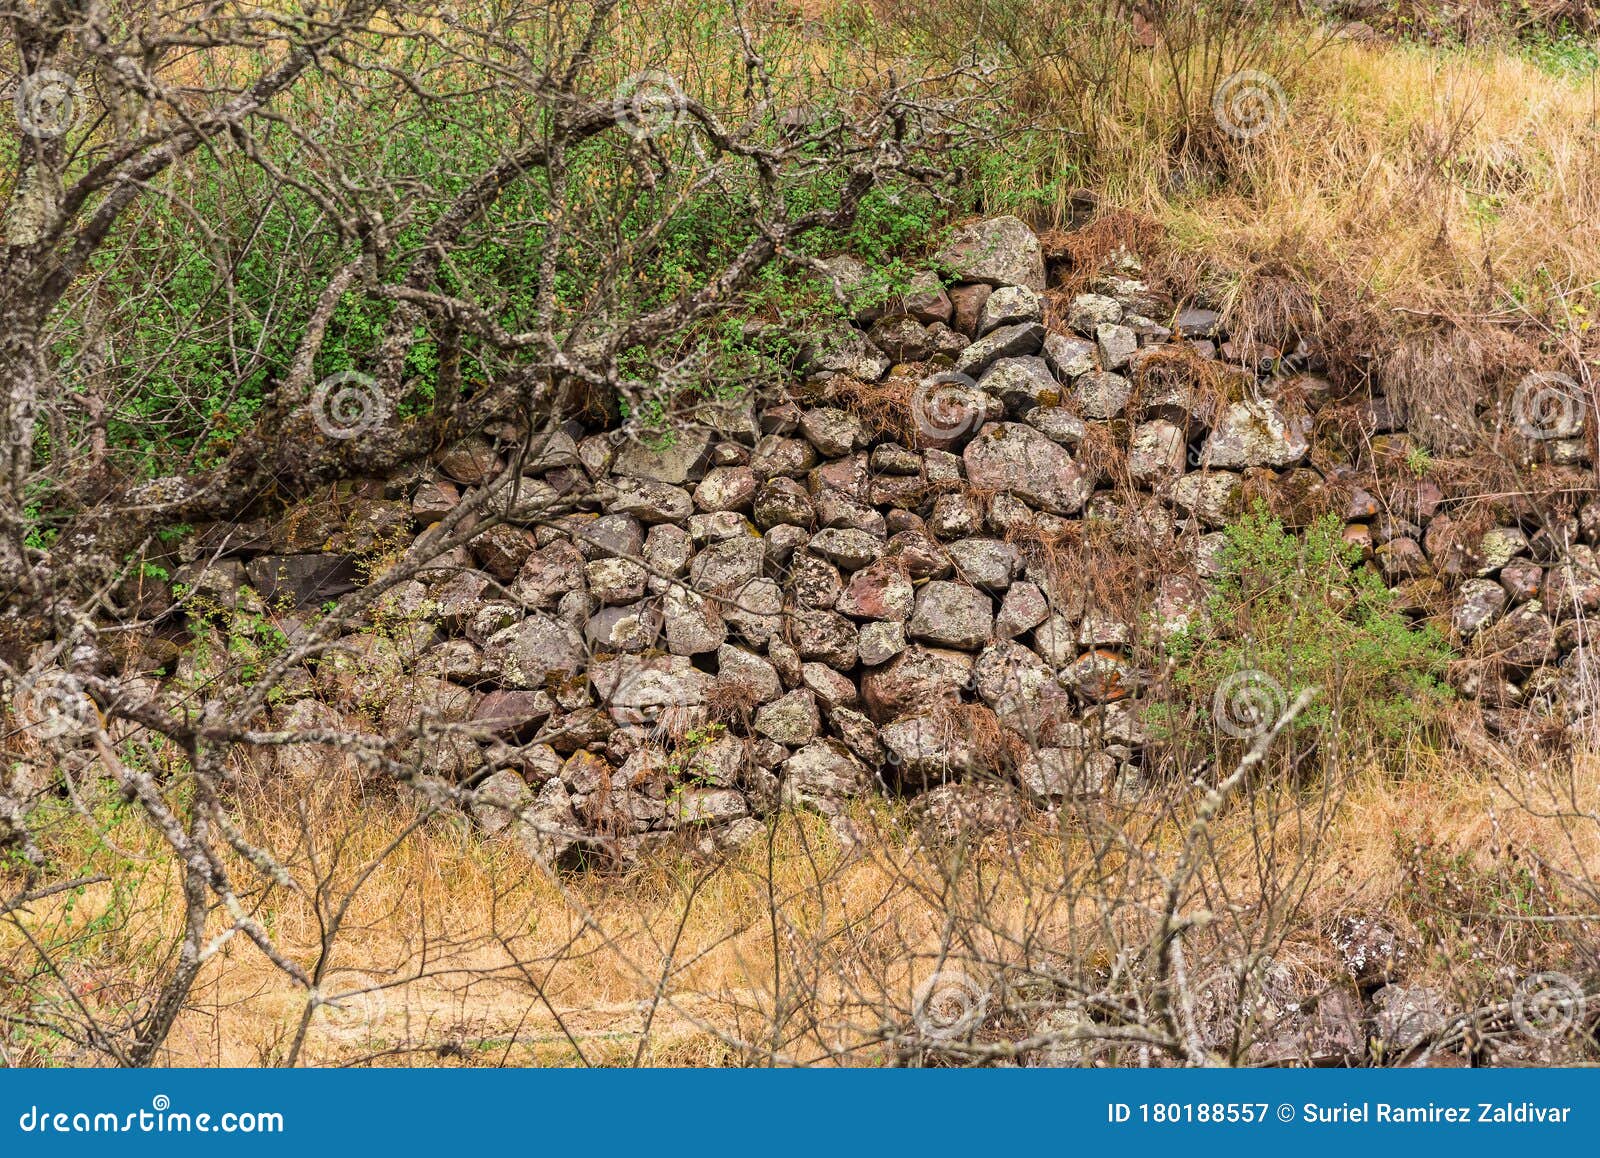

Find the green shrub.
xmin=1161 ymin=505 xmax=1454 ymax=753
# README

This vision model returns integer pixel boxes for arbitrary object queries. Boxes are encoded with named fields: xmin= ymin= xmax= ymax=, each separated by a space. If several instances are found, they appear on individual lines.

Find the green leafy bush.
xmin=1162 ymin=505 xmax=1454 ymax=752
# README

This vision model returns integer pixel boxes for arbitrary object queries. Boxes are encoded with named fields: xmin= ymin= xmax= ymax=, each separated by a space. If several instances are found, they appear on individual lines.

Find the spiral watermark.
xmin=151 ymin=1095 xmax=171 ymax=1112
xmin=12 ymin=668 xmax=95 ymax=741
xmin=912 ymin=969 xmax=989 ymax=1041
xmin=310 ymin=371 xmax=388 ymax=439
xmin=314 ymin=971 xmax=389 ymax=1042
xmin=911 ymin=371 xmax=986 ymax=445
xmin=1212 ymin=668 xmax=1286 ymax=739
xmin=15 ymin=69 xmax=82 ymax=139
xmin=614 ymin=70 xmax=689 ymax=141
xmin=1510 ymin=371 xmax=1584 ymax=442
xmin=1212 ymin=70 xmax=1288 ymax=141
xmin=1511 ymin=971 xmax=1586 ymax=1040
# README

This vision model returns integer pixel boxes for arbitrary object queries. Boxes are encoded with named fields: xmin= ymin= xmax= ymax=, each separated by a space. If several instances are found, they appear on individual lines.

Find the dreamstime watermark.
xmin=17 ymin=1094 xmax=284 ymax=1135
xmin=911 ymin=371 xmax=986 ymax=445
xmin=1510 ymin=371 xmax=1584 ymax=442
xmin=1212 ymin=70 xmax=1288 ymax=141
xmin=614 ymin=70 xmax=689 ymax=141
xmin=310 ymin=371 xmax=388 ymax=439
xmin=10 ymin=668 xmax=95 ymax=741
xmin=1511 ymin=971 xmax=1586 ymax=1040
xmin=15 ymin=69 xmax=82 ymax=139
xmin=1211 ymin=668 xmax=1286 ymax=739
xmin=313 ymin=971 xmax=389 ymax=1042
xmin=912 ymin=969 xmax=989 ymax=1041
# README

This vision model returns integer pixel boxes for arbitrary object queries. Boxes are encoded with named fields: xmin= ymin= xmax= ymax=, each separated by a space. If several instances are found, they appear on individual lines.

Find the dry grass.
xmin=8 ymin=736 xmax=1595 ymax=1066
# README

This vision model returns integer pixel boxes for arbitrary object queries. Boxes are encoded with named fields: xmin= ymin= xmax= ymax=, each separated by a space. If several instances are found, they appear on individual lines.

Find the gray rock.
xmin=1454 ymin=578 xmax=1508 ymax=638
xmin=791 ymin=608 xmax=859 ymax=670
xmin=1201 ymin=401 xmax=1309 ymax=468
xmin=799 ymin=406 xmax=867 ymax=457
xmin=809 ymin=527 xmax=883 ymax=571
xmin=802 ymin=322 xmax=890 ymax=381
xmin=663 ymin=586 xmax=726 ymax=655
xmin=953 ymin=321 xmax=1046 ymax=378
xmin=783 ymin=744 xmax=869 ymax=815
xmin=722 ymin=577 xmax=784 ymax=646
xmin=1019 ymin=748 xmax=1112 ymax=800
xmin=1042 ymin=333 xmax=1096 ymax=380
xmin=1172 ymin=471 xmax=1245 ymax=529
xmin=1128 ymin=420 xmax=1187 ymax=484
xmin=880 ymin=712 xmax=980 ymax=783
xmin=1023 ymin=407 xmax=1087 ymax=447
xmin=1095 ymin=323 xmax=1138 ymax=370
xmin=598 ymin=477 xmax=694 ymax=524
xmin=693 ymin=466 xmax=758 ymax=513
xmin=612 ymin=428 xmax=712 ymax=485
xmin=867 ymin=315 xmax=936 ymax=363
xmin=934 ymin=215 xmax=1046 ymax=292
xmin=947 ymin=538 xmax=1020 ymax=589
xmin=571 ymin=513 xmax=644 ymax=560
xmin=963 ymin=422 xmax=1096 ymax=515
xmin=860 ymin=645 xmax=973 ymax=723
xmin=755 ymin=689 xmax=821 ymax=745
xmin=750 ymin=435 xmax=819 ymax=480
xmin=1066 ymin=293 xmax=1122 ymax=335
xmin=995 ymin=581 xmax=1051 ymax=638
xmin=978 ymin=285 xmax=1043 ymax=334
xmin=978 ymin=355 xmax=1062 ymax=414
xmin=858 ymin=620 xmax=908 ymax=666
xmin=586 ymin=603 xmax=663 ymax=652
xmin=909 ymin=580 xmax=995 ymax=650
xmin=716 ymin=643 xmax=783 ymax=704
xmin=690 ymin=535 xmax=766 ymax=594
xmin=664 ymin=788 xmax=751 ymax=828
xmin=802 ymin=662 xmax=859 ymax=708
xmin=482 ymin=614 xmax=587 ymax=689
xmin=1074 ymin=371 xmax=1132 ymax=420
xmin=586 ymin=557 xmax=646 ymax=606
xmin=753 ymin=477 xmax=815 ymax=528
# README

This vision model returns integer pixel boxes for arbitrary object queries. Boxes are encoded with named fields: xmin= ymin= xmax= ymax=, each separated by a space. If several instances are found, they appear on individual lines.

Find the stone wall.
xmin=159 ymin=215 xmax=1598 ymax=867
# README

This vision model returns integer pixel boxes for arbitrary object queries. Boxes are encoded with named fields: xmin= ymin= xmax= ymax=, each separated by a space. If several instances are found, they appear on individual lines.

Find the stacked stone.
xmin=156 ymin=216 xmax=1595 ymax=866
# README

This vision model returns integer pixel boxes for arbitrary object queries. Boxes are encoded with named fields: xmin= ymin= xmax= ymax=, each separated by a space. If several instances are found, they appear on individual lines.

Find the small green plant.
xmin=1164 ymin=505 xmax=1454 ymax=752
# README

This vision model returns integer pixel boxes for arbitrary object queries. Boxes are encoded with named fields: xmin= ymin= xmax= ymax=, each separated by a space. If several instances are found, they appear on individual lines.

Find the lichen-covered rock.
xmin=978 ymin=355 xmax=1061 ymax=414
xmin=1066 ymin=293 xmax=1121 ymax=335
xmin=860 ymin=645 xmax=973 ymax=723
xmin=837 ymin=562 xmax=915 ymax=620
xmin=783 ymin=741 xmax=870 ymax=801
xmin=1453 ymin=578 xmax=1508 ymax=639
xmin=977 ymin=285 xmax=1043 ymax=334
xmin=1172 ymin=471 xmax=1244 ymax=528
xmin=1201 ymin=400 xmax=1309 ymax=468
xmin=858 ymin=619 xmax=908 ymax=667
xmin=755 ymin=689 xmax=821 ymax=746
xmin=934 ymin=215 xmax=1046 ymax=292
xmin=963 ymin=422 xmax=1095 ymax=515
xmin=909 ymin=580 xmax=994 ymax=650
xmin=482 ymin=614 xmax=587 ymax=689
xmin=953 ymin=321 xmax=1046 ymax=378
xmin=664 ymin=585 xmax=727 ymax=655
xmin=1128 ymin=420 xmax=1187 ymax=484
xmin=1073 ymin=371 xmax=1132 ymax=420
xmin=946 ymin=538 xmax=1020 ymax=590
